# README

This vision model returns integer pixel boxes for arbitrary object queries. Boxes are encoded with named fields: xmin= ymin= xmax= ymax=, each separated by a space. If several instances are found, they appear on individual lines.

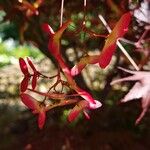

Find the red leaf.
xmin=19 ymin=58 xmax=29 ymax=75
xmin=99 ymin=12 xmax=131 ymax=68
xmin=20 ymin=76 xmax=30 ymax=92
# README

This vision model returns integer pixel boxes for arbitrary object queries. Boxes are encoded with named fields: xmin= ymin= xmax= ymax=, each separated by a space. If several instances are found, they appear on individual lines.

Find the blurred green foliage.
xmin=0 ymin=10 xmax=44 ymax=68
xmin=0 ymin=40 xmax=44 ymax=67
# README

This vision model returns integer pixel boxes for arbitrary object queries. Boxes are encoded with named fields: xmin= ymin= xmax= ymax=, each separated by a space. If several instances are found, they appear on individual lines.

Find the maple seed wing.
xmin=71 ymin=55 xmax=99 ymax=76
xmin=68 ymin=105 xmax=82 ymax=122
xmin=55 ymin=20 xmax=72 ymax=39
xmin=38 ymin=111 xmax=46 ymax=129
xmin=99 ymin=12 xmax=131 ymax=68
xmin=19 ymin=58 xmax=29 ymax=75
xmin=41 ymin=23 xmax=55 ymax=35
xmin=71 ymin=61 xmax=87 ymax=76
xmin=27 ymin=57 xmax=37 ymax=72
xmin=32 ymin=74 xmax=38 ymax=90
xmin=20 ymin=76 xmax=30 ymax=92
xmin=20 ymin=93 xmax=39 ymax=110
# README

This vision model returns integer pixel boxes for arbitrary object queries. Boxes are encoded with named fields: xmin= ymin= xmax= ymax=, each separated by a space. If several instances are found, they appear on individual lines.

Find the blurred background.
xmin=0 ymin=0 xmax=150 ymax=149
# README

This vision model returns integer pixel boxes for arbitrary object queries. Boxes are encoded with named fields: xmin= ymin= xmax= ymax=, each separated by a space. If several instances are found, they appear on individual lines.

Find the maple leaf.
xmin=68 ymin=100 xmax=102 ymax=122
xmin=71 ymin=12 xmax=131 ymax=76
xmin=111 ymin=67 xmax=150 ymax=124
xmin=20 ymin=93 xmax=46 ymax=129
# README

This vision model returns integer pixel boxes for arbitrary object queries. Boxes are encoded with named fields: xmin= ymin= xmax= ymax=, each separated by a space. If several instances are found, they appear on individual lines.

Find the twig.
xmin=83 ymin=0 xmax=87 ymax=26
xmin=98 ymin=14 xmax=111 ymax=33
xmin=60 ymin=0 xmax=64 ymax=27
xmin=136 ymin=29 xmax=149 ymax=45
xmin=84 ymin=0 xmax=86 ymax=7
xmin=119 ymin=38 xmax=135 ymax=46
xmin=98 ymin=14 xmax=139 ymax=71
xmin=117 ymin=40 xmax=139 ymax=71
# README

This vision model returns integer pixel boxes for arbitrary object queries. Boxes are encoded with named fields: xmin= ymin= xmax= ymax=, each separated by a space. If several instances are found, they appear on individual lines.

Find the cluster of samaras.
xmin=19 ymin=12 xmax=149 ymax=129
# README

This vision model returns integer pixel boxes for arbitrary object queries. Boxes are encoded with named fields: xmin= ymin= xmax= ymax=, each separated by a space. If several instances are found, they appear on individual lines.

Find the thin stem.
xmin=118 ymin=27 xmax=149 ymax=47
xmin=45 ymin=99 xmax=78 ymax=111
xmin=84 ymin=0 xmax=86 ymax=7
xmin=98 ymin=14 xmax=111 ymax=33
xmin=136 ymin=29 xmax=149 ymax=44
xmin=83 ymin=0 xmax=87 ymax=26
xmin=98 ymin=14 xmax=139 ymax=71
xmin=39 ymin=74 xmax=58 ymax=79
xmin=116 ymin=40 xmax=139 ymax=71
xmin=27 ymin=88 xmax=65 ymax=100
xmin=60 ymin=0 xmax=64 ymax=27
xmin=67 ymin=24 xmax=107 ymax=38
xmin=119 ymin=38 xmax=135 ymax=46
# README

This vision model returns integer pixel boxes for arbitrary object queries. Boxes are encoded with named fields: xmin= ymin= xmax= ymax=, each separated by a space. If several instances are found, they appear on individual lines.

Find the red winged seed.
xmin=20 ymin=93 xmax=38 ymax=110
xmin=19 ymin=58 xmax=29 ymax=75
xmin=27 ymin=57 xmax=37 ymax=72
xmin=32 ymin=74 xmax=38 ymax=90
xmin=20 ymin=76 xmax=30 ymax=92
xmin=27 ymin=58 xmax=38 ymax=90
xmin=38 ymin=111 xmax=46 ymax=129
xmin=99 ymin=12 xmax=132 ymax=68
